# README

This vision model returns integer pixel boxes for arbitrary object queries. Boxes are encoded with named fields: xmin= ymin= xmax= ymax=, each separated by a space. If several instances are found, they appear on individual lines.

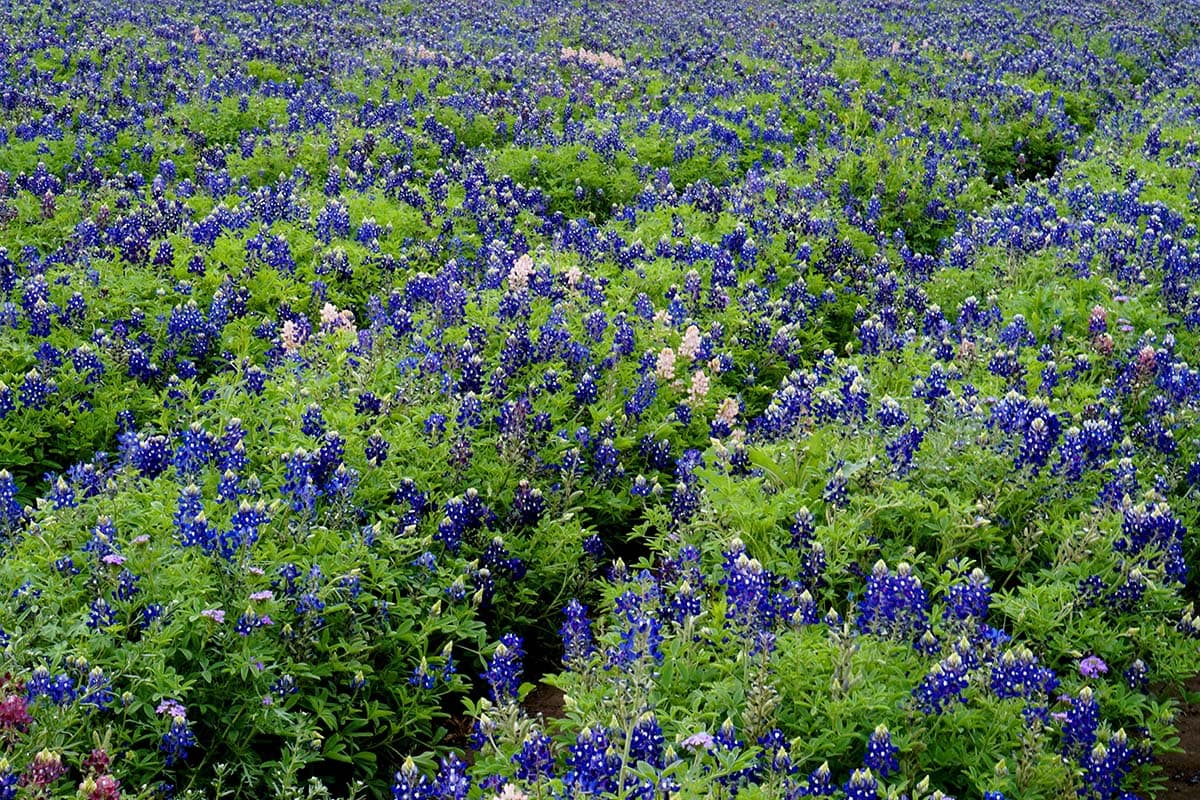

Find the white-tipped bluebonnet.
xmin=561 ymin=599 xmax=595 ymax=668
xmin=864 ymin=724 xmax=899 ymax=778
xmin=483 ymin=633 xmax=524 ymax=705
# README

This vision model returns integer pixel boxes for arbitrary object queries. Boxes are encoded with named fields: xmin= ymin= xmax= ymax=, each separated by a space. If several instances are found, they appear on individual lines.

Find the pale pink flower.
xmin=565 ymin=265 xmax=583 ymax=287
xmin=679 ymin=325 xmax=701 ymax=361
xmin=716 ymin=397 xmax=739 ymax=426
xmin=492 ymin=785 xmax=530 ymax=800
xmin=560 ymin=46 xmax=624 ymax=70
xmin=507 ymin=254 xmax=535 ymax=291
xmin=1135 ymin=345 xmax=1157 ymax=378
xmin=320 ymin=303 xmax=355 ymax=333
xmin=689 ymin=370 xmax=710 ymax=406
xmin=402 ymin=44 xmax=439 ymax=61
xmin=320 ymin=303 xmax=340 ymax=327
xmin=655 ymin=347 xmax=676 ymax=381
xmin=280 ymin=319 xmax=304 ymax=354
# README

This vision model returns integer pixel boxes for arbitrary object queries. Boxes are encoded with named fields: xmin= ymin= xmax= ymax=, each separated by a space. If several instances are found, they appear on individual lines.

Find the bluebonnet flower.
xmin=172 ymin=423 xmax=212 ymax=476
xmin=886 ymin=426 xmax=924 ymax=475
xmin=823 ymin=465 xmax=848 ymax=508
xmin=1017 ymin=402 xmax=1061 ymax=472
xmin=561 ymin=599 xmax=595 ymax=668
xmin=365 ymin=432 xmax=390 ymax=466
xmin=142 ymin=604 xmax=166 ymax=629
xmin=864 ymin=724 xmax=898 ymax=777
xmin=88 ymin=598 xmax=118 ymax=630
xmin=803 ymin=762 xmax=835 ymax=796
xmin=857 ymin=560 xmax=931 ymax=646
xmin=628 ymin=712 xmax=665 ymax=768
xmin=132 ymin=435 xmax=172 ymax=479
xmin=0 ymin=384 xmax=14 ymax=420
xmin=18 ymin=369 xmax=56 ymax=409
xmin=77 ymin=666 xmax=114 ymax=713
xmin=667 ymin=482 xmax=701 ymax=528
xmin=234 ymin=609 xmax=271 ymax=636
xmin=1125 ymin=660 xmax=1149 ymax=691
xmin=45 ymin=476 xmax=76 ymax=509
xmin=436 ymin=489 xmax=494 ymax=553
xmin=942 ymin=568 xmax=991 ymax=629
xmin=513 ymin=730 xmax=555 ymax=781
xmin=0 ymin=470 xmax=23 ymax=534
xmin=606 ymin=592 xmax=665 ymax=670
xmin=583 ymin=533 xmax=605 ymax=559
xmin=722 ymin=541 xmax=774 ymax=637
xmin=216 ymin=470 xmax=241 ymax=504
xmin=0 ymin=764 xmax=15 ymax=800
xmin=26 ymin=666 xmax=76 ymax=706
xmin=1116 ymin=501 xmax=1187 ymax=585
xmin=990 ymin=646 xmax=1058 ymax=701
xmin=843 ymin=768 xmax=879 ymax=800
xmin=564 ymin=726 xmax=620 ymax=797
xmin=219 ymin=501 xmax=269 ymax=560
xmin=270 ymin=675 xmax=298 ymax=698
xmin=114 ymin=569 xmax=141 ymax=602
xmin=434 ymin=754 xmax=471 ymax=800
xmin=160 ymin=715 xmax=196 ymax=766
xmin=483 ymin=633 xmax=524 ymax=705
xmin=914 ymin=652 xmax=969 ymax=714
xmin=1061 ymin=686 xmax=1099 ymax=758
xmin=410 ymin=659 xmax=436 ymax=690
xmin=391 ymin=757 xmax=432 ymax=800
xmin=669 ymin=580 xmax=702 ymax=625
xmin=511 ymin=480 xmax=545 ymax=526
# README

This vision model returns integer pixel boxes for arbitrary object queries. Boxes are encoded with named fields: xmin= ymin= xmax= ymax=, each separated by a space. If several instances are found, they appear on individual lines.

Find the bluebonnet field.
xmin=1 ymin=0 xmax=1200 ymax=797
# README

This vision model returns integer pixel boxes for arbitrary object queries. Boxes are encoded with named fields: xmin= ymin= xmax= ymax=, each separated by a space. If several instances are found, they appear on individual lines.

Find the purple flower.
xmin=200 ymin=608 xmax=225 ymax=623
xmin=155 ymin=699 xmax=187 ymax=718
xmin=681 ymin=731 xmax=715 ymax=752
xmin=1079 ymin=656 xmax=1109 ymax=679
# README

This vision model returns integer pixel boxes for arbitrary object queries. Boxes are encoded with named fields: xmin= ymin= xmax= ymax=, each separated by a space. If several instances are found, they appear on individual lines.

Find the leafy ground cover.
xmin=2 ymin=0 xmax=1200 ymax=797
